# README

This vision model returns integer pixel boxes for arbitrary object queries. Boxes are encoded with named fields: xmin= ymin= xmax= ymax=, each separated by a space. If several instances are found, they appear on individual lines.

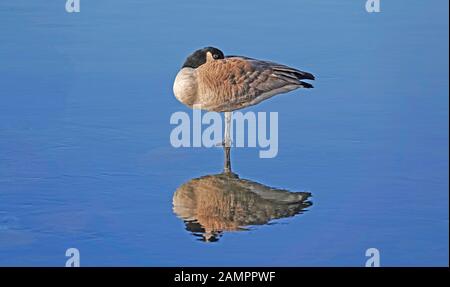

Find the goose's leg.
xmin=223 ymin=111 xmax=232 ymax=173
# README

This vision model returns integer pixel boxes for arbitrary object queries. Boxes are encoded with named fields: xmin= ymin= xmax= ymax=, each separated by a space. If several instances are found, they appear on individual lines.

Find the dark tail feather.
xmin=299 ymin=81 xmax=314 ymax=89
xmin=272 ymin=66 xmax=315 ymax=81
xmin=295 ymin=70 xmax=315 ymax=81
xmin=272 ymin=69 xmax=315 ymax=88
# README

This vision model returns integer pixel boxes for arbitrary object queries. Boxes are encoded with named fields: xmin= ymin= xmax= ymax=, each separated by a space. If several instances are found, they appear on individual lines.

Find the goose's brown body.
xmin=173 ymin=54 xmax=314 ymax=112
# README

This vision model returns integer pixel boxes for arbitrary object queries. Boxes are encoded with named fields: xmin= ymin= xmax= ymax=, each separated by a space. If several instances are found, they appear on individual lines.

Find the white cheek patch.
xmin=206 ymin=51 xmax=214 ymax=62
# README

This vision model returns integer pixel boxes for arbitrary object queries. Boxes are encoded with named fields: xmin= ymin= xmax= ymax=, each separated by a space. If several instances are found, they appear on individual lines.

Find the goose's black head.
xmin=182 ymin=47 xmax=225 ymax=69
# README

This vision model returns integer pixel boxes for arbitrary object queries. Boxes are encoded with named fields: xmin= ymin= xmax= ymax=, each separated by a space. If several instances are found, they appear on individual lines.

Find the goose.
xmin=173 ymin=47 xmax=315 ymax=173
xmin=172 ymin=172 xmax=312 ymax=242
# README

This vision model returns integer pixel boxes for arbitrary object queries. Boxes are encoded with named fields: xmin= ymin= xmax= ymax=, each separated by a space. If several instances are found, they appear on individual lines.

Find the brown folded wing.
xmin=195 ymin=56 xmax=313 ymax=112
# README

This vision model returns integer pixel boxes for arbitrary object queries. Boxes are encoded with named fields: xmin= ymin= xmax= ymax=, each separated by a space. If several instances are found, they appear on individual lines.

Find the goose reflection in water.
xmin=172 ymin=173 xmax=312 ymax=242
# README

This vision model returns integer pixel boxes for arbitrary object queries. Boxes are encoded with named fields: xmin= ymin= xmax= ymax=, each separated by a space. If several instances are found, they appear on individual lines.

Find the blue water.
xmin=0 ymin=0 xmax=448 ymax=266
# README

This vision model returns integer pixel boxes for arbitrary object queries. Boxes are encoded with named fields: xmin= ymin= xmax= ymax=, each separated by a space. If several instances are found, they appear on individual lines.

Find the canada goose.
xmin=173 ymin=47 xmax=315 ymax=173
xmin=173 ymin=172 xmax=312 ymax=242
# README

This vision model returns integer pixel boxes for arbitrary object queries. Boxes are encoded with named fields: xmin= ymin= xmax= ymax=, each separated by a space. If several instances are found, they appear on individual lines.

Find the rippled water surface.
xmin=0 ymin=0 xmax=448 ymax=266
